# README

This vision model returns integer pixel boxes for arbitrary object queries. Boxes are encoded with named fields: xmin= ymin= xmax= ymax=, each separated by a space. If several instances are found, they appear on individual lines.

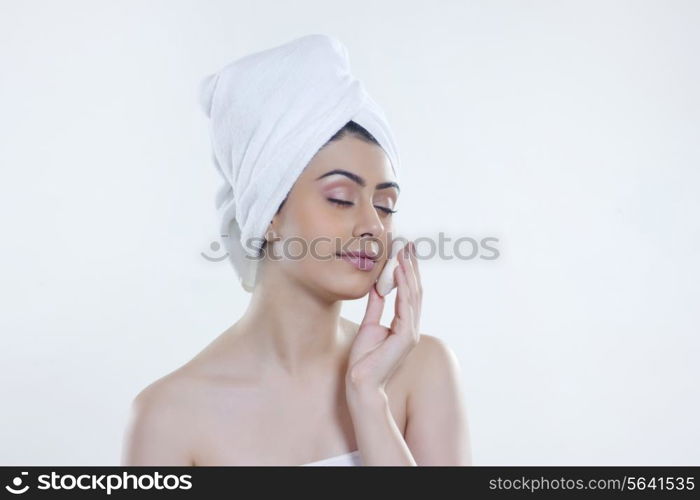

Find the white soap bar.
xmin=375 ymin=240 xmax=409 ymax=296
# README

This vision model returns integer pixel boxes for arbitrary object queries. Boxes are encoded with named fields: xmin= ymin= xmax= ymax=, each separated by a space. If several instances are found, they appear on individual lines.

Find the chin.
xmin=321 ymin=275 xmax=375 ymax=300
xmin=300 ymin=259 xmax=377 ymax=300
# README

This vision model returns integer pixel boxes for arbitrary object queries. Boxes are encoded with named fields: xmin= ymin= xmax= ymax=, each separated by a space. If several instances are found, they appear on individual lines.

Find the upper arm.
xmin=120 ymin=380 xmax=193 ymax=466
xmin=404 ymin=334 xmax=473 ymax=465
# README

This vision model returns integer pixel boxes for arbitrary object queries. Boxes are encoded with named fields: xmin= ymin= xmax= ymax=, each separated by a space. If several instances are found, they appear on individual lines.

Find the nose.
xmin=354 ymin=200 xmax=385 ymax=239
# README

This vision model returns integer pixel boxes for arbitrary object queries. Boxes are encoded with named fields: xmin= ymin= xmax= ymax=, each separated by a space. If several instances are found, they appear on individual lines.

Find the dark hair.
xmin=325 ymin=120 xmax=380 ymax=147
xmin=257 ymin=120 xmax=378 ymax=258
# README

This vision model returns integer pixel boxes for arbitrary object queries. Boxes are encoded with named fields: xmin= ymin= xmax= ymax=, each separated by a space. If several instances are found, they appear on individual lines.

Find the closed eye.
xmin=327 ymin=198 xmax=397 ymax=215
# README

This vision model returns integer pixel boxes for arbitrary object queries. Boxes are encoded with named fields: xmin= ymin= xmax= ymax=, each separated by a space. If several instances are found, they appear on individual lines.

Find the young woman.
xmin=121 ymin=35 xmax=471 ymax=466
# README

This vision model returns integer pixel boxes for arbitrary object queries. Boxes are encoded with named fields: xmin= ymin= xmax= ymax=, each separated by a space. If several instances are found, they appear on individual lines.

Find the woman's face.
xmin=264 ymin=134 xmax=400 ymax=299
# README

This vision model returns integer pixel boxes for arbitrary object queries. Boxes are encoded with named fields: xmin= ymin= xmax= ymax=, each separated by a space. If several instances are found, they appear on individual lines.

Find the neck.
xmin=236 ymin=262 xmax=347 ymax=382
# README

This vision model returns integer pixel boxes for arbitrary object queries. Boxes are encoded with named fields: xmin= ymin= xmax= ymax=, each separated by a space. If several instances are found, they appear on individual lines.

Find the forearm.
xmin=346 ymin=385 xmax=417 ymax=466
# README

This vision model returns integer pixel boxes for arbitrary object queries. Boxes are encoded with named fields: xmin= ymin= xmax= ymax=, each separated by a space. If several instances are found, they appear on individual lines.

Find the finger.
xmin=402 ymin=243 xmax=420 ymax=302
xmin=391 ymin=263 xmax=415 ymax=349
xmin=361 ymin=284 xmax=385 ymax=326
xmin=407 ymin=242 xmax=422 ymax=322
xmin=394 ymin=257 xmax=412 ymax=321
xmin=398 ymin=244 xmax=415 ymax=304
xmin=408 ymin=242 xmax=422 ymax=297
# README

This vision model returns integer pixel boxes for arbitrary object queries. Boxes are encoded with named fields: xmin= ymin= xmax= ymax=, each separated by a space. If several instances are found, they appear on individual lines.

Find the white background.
xmin=1 ymin=0 xmax=698 ymax=465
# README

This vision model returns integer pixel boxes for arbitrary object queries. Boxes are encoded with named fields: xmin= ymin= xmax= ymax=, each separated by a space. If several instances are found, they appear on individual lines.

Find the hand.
xmin=345 ymin=242 xmax=423 ymax=394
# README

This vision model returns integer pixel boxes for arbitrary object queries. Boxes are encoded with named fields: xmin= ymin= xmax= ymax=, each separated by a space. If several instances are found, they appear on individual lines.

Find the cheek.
xmin=285 ymin=203 xmax=348 ymax=255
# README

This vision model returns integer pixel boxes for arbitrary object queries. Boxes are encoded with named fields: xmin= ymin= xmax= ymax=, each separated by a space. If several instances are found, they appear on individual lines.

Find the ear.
xmin=264 ymin=227 xmax=279 ymax=242
xmin=265 ymin=195 xmax=288 ymax=242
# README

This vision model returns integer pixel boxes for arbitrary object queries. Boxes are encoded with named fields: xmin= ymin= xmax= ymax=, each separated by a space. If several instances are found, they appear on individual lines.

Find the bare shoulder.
xmin=130 ymin=368 xmax=202 ymax=419
xmin=401 ymin=333 xmax=461 ymax=386
xmin=121 ymin=368 xmax=200 ymax=465
xmin=411 ymin=334 xmax=459 ymax=368
xmin=402 ymin=334 xmax=472 ymax=465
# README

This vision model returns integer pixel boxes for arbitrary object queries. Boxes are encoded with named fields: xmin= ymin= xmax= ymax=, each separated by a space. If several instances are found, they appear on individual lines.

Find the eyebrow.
xmin=315 ymin=169 xmax=400 ymax=193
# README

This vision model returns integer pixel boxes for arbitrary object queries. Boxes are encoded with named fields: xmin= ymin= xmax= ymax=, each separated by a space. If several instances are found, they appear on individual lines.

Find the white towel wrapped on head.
xmin=198 ymin=34 xmax=401 ymax=292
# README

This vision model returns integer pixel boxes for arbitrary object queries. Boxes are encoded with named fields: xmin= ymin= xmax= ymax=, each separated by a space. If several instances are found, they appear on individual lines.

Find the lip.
xmin=337 ymin=252 xmax=376 ymax=271
xmin=342 ymin=250 xmax=378 ymax=261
